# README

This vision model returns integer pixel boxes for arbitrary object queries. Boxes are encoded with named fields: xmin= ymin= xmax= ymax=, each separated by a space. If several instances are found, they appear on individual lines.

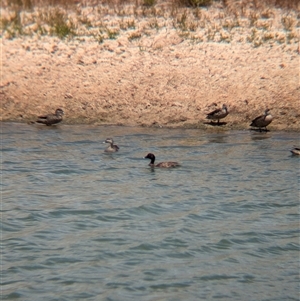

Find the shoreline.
xmin=2 ymin=119 xmax=300 ymax=133
xmin=1 ymin=2 xmax=299 ymax=131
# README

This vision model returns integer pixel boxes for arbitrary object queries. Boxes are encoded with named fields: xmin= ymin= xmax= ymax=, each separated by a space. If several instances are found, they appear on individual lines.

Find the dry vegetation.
xmin=1 ymin=0 xmax=299 ymax=47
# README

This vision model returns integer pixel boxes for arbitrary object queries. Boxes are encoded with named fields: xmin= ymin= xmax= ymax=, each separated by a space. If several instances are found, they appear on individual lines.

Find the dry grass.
xmin=1 ymin=0 xmax=299 ymax=46
xmin=3 ymin=0 xmax=299 ymax=9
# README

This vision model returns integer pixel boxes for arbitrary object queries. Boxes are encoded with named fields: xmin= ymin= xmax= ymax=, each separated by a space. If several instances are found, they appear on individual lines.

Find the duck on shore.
xmin=206 ymin=104 xmax=229 ymax=124
xmin=250 ymin=108 xmax=273 ymax=132
xmin=104 ymin=138 xmax=119 ymax=152
xmin=144 ymin=153 xmax=180 ymax=168
xmin=35 ymin=108 xmax=64 ymax=126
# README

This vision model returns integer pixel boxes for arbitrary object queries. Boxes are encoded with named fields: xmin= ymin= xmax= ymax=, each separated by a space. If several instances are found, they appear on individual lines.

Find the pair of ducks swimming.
xmin=206 ymin=104 xmax=273 ymax=132
xmin=104 ymin=135 xmax=300 ymax=168
xmin=103 ymin=138 xmax=180 ymax=168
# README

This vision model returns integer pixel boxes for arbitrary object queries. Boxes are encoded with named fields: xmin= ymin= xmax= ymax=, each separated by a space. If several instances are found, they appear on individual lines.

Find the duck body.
xmin=290 ymin=147 xmax=300 ymax=155
xmin=104 ymin=138 xmax=119 ymax=152
xmin=206 ymin=104 xmax=229 ymax=124
xmin=144 ymin=153 xmax=179 ymax=168
xmin=36 ymin=108 xmax=64 ymax=126
xmin=250 ymin=109 xmax=273 ymax=132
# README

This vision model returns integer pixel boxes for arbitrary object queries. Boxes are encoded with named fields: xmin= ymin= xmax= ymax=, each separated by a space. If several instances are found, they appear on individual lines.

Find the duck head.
xmin=56 ymin=108 xmax=64 ymax=116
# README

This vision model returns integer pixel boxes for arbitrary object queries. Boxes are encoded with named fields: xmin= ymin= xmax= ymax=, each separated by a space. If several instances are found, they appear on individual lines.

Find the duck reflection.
xmin=250 ymin=132 xmax=272 ymax=141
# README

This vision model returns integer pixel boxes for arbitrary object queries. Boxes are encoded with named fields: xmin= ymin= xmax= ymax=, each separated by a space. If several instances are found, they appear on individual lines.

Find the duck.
xmin=104 ymin=138 xmax=119 ymax=152
xmin=290 ymin=147 xmax=300 ymax=156
xmin=206 ymin=104 xmax=229 ymax=124
xmin=144 ymin=153 xmax=180 ymax=168
xmin=250 ymin=108 xmax=273 ymax=132
xmin=36 ymin=108 xmax=64 ymax=126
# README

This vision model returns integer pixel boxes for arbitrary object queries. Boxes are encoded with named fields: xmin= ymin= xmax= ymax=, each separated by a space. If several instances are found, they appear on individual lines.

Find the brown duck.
xmin=206 ymin=104 xmax=229 ymax=124
xmin=36 ymin=108 xmax=64 ymax=126
xmin=250 ymin=109 xmax=273 ymax=132
xmin=144 ymin=153 xmax=180 ymax=168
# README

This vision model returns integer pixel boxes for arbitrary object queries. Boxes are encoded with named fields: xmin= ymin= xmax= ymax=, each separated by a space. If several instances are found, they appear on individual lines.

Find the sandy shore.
xmin=1 ymin=2 xmax=299 ymax=131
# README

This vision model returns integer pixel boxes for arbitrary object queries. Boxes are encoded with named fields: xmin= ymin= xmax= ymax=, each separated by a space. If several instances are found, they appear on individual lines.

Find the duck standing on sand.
xmin=104 ymin=138 xmax=119 ymax=152
xmin=36 ymin=108 xmax=64 ymax=126
xmin=206 ymin=104 xmax=229 ymax=124
xmin=144 ymin=153 xmax=180 ymax=168
xmin=250 ymin=108 xmax=273 ymax=132
xmin=290 ymin=147 xmax=300 ymax=156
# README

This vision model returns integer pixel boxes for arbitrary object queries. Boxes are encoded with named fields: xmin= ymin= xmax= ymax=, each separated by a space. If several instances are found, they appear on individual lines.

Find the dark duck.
xmin=144 ymin=153 xmax=180 ymax=168
xmin=36 ymin=108 xmax=64 ymax=126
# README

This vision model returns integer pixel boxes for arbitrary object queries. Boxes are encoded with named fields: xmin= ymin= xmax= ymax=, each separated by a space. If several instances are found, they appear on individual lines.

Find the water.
xmin=2 ymin=122 xmax=299 ymax=301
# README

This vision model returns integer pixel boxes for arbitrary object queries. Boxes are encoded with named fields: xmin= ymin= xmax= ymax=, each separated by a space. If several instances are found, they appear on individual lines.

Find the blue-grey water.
xmin=2 ymin=122 xmax=299 ymax=301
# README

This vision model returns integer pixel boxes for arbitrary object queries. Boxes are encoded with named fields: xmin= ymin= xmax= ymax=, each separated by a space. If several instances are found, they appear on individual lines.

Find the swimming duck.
xmin=144 ymin=153 xmax=180 ymax=168
xmin=290 ymin=147 xmax=300 ymax=156
xmin=36 ymin=108 xmax=64 ymax=126
xmin=206 ymin=104 xmax=229 ymax=124
xmin=104 ymin=138 xmax=119 ymax=152
xmin=250 ymin=108 xmax=273 ymax=132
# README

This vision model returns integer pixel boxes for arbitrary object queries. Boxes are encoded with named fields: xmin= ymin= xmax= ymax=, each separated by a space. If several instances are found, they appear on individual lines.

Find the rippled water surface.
xmin=2 ymin=123 xmax=299 ymax=300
